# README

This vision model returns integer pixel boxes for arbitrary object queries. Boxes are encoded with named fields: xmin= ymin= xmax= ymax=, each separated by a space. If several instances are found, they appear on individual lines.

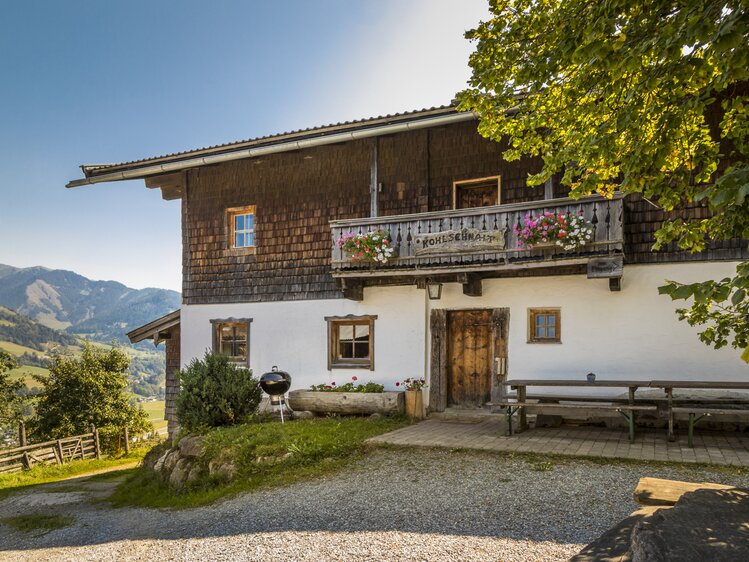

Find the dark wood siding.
xmin=182 ymin=119 xmax=748 ymax=305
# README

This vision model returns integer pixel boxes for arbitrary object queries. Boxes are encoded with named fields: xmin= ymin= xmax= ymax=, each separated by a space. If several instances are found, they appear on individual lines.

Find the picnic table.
xmin=494 ymin=378 xmax=749 ymax=444
xmin=650 ymin=380 xmax=749 ymax=443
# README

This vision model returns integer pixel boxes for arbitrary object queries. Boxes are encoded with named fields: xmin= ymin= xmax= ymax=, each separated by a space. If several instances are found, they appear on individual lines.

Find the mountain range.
xmin=0 ymin=264 xmax=180 ymax=343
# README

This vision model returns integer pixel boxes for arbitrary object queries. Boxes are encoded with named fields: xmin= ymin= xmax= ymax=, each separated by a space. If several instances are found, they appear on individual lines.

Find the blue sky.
xmin=0 ymin=0 xmax=488 ymax=291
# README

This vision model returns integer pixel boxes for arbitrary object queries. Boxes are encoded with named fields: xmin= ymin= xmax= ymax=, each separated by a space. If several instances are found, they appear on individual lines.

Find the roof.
xmin=127 ymin=309 xmax=180 ymax=345
xmin=74 ymin=104 xmax=464 ymax=183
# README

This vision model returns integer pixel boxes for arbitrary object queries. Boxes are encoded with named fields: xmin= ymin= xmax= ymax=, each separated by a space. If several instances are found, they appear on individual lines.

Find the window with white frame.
xmin=228 ymin=206 xmax=255 ymax=249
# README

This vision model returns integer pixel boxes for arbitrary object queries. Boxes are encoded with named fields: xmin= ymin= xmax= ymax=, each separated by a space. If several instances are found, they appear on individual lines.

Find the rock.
xmin=629 ymin=488 xmax=749 ymax=562
xmin=208 ymin=459 xmax=238 ymax=482
xmin=293 ymin=410 xmax=315 ymax=420
xmin=369 ymin=413 xmax=383 ymax=420
xmin=153 ymin=450 xmax=170 ymax=472
xmin=169 ymin=458 xmax=192 ymax=489
xmin=256 ymin=452 xmax=293 ymax=465
xmin=186 ymin=464 xmax=204 ymax=485
xmin=178 ymin=435 xmax=206 ymax=458
xmin=162 ymin=450 xmax=182 ymax=474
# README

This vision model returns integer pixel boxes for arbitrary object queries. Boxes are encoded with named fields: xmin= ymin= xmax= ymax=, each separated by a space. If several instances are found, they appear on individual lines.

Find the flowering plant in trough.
xmin=395 ymin=377 xmax=427 ymax=391
xmin=337 ymin=229 xmax=395 ymax=264
xmin=310 ymin=376 xmax=384 ymax=393
xmin=515 ymin=211 xmax=593 ymax=251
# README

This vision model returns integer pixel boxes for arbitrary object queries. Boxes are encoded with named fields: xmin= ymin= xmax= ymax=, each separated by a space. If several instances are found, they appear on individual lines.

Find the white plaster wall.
xmin=432 ymin=262 xmax=748 ymax=383
xmin=181 ymin=285 xmax=426 ymax=391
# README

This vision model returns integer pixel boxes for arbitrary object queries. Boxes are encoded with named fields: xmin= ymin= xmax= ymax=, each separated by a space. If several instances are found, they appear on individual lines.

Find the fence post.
xmin=21 ymin=451 xmax=31 ymax=470
xmin=90 ymin=424 xmax=101 ymax=460
xmin=18 ymin=421 xmax=26 ymax=448
xmin=123 ymin=426 xmax=130 ymax=455
xmin=55 ymin=439 xmax=65 ymax=464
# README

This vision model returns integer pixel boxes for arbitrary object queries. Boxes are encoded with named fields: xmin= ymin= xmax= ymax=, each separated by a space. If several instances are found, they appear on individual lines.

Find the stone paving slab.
xmin=368 ymin=418 xmax=749 ymax=466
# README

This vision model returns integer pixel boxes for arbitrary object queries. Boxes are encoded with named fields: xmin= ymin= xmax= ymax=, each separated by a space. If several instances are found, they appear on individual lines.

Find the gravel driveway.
xmin=1 ymin=447 xmax=747 ymax=561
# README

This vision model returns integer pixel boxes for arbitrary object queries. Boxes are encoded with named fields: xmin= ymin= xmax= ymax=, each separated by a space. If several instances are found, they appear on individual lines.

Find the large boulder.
xmin=178 ymin=435 xmax=206 ymax=458
xmin=630 ymin=488 xmax=749 ymax=562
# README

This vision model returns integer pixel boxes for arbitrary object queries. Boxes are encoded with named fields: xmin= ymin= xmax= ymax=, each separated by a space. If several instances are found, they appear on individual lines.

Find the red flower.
xmin=331 ymin=381 xmax=336 ymax=386
xmin=351 ymin=375 xmax=358 ymax=381
xmin=395 ymin=381 xmax=400 ymax=387
xmin=358 ymin=252 xmax=363 ymax=257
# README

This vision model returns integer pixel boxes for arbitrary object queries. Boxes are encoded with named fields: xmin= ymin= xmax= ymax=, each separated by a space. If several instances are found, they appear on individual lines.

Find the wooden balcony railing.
xmin=330 ymin=193 xmax=624 ymax=277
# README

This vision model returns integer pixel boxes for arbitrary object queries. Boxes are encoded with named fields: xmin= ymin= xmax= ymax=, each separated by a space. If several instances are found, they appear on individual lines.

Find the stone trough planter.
xmin=288 ymin=390 xmax=404 ymax=415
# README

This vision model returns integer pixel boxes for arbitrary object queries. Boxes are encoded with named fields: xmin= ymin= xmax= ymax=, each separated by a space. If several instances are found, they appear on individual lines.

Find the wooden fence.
xmin=0 ymin=426 xmax=100 ymax=474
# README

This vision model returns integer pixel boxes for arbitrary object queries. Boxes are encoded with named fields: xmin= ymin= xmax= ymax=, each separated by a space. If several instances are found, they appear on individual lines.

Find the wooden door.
xmin=447 ymin=309 xmax=493 ymax=408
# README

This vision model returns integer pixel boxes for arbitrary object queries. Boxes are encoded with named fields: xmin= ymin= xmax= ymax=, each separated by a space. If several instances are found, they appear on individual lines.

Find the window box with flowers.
xmin=337 ymin=229 xmax=397 ymax=265
xmin=515 ymin=211 xmax=593 ymax=251
xmin=288 ymin=376 xmax=404 ymax=415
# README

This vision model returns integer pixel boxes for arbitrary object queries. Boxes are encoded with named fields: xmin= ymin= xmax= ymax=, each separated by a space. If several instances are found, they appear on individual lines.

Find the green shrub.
xmin=176 ymin=352 xmax=262 ymax=431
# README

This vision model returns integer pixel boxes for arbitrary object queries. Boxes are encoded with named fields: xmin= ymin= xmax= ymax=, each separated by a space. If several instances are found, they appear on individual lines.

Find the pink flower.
xmin=351 ymin=375 xmax=358 ymax=381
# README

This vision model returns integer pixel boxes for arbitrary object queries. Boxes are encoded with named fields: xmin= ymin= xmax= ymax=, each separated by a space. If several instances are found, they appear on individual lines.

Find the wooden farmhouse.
xmin=69 ymin=105 xmax=749 ymax=437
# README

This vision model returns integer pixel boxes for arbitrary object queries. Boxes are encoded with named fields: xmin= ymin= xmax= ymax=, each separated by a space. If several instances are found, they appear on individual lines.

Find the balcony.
xmin=330 ymin=193 xmax=624 ymax=295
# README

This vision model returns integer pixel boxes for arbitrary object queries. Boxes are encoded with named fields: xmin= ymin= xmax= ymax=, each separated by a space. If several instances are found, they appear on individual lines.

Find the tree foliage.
xmin=459 ymin=0 xmax=749 ymax=359
xmin=176 ymin=352 xmax=262 ymax=432
xmin=32 ymin=343 xmax=151 ymax=450
xmin=0 ymin=351 xmax=24 ymax=424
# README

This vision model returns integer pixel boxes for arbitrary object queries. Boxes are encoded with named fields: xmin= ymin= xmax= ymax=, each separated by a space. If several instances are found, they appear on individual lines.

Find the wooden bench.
xmin=671 ymin=407 xmax=749 ymax=447
xmin=489 ymin=401 xmax=657 ymax=442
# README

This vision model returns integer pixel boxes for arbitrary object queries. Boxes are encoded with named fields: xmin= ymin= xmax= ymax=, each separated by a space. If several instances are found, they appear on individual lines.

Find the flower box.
xmin=288 ymin=390 xmax=405 ymax=415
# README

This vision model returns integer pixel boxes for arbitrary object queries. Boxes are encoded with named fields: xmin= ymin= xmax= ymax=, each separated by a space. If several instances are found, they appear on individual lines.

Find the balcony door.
xmin=453 ymin=176 xmax=501 ymax=209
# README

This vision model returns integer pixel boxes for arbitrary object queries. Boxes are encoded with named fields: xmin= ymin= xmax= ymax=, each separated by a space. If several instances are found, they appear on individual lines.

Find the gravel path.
xmin=1 ymin=447 xmax=748 ymax=561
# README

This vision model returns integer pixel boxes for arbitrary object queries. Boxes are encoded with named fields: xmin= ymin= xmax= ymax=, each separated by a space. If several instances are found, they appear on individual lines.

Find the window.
xmin=228 ymin=206 xmax=256 ymax=249
xmin=211 ymin=318 xmax=252 ymax=367
xmin=528 ymin=308 xmax=561 ymax=343
xmin=453 ymin=176 xmax=501 ymax=209
xmin=325 ymin=315 xmax=376 ymax=370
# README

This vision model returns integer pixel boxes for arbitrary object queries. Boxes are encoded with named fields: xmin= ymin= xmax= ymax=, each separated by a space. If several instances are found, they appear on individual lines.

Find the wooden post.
xmin=123 ymin=426 xmax=130 ymax=455
xmin=21 ymin=452 xmax=31 ymax=470
xmin=55 ymin=439 xmax=65 ymax=464
xmin=18 ymin=421 xmax=26 ymax=448
xmin=90 ymin=424 xmax=101 ymax=460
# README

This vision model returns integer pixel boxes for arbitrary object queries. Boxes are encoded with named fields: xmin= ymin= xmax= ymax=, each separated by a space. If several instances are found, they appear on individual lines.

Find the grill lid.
xmin=259 ymin=366 xmax=292 ymax=396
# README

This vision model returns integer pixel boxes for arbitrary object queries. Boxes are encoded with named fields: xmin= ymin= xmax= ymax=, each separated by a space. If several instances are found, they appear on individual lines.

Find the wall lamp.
xmin=426 ymin=280 xmax=443 ymax=300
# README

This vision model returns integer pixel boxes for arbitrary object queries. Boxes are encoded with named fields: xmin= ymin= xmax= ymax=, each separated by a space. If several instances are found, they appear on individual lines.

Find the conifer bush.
xmin=176 ymin=351 xmax=262 ymax=431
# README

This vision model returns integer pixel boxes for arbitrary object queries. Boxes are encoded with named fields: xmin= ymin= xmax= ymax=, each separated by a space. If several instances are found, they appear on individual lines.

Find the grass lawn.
xmin=111 ymin=416 xmax=408 ymax=509
xmin=0 ymin=341 xmax=45 ymax=357
xmin=7 ymin=365 xmax=48 ymax=386
xmin=139 ymin=400 xmax=167 ymax=431
xmin=0 ymin=448 xmax=149 ymax=501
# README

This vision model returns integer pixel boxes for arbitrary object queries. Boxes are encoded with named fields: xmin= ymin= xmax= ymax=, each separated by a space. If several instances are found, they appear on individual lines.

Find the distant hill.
xmin=0 ymin=305 xmax=167 ymax=398
xmin=0 ymin=264 xmax=180 ymax=343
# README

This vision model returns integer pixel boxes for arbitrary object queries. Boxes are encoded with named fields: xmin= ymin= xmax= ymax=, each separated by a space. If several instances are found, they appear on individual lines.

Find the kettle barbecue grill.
xmin=259 ymin=366 xmax=293 ymax=422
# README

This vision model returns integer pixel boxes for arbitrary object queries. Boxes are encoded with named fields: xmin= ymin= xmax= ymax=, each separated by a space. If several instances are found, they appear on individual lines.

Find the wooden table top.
xmin=505 ymin=379 xmax=749 ymax=390
xmin=648 ymin=380 xmax=749 ymax=390
xmin=505 ymin=379 xmax=646 ymax=388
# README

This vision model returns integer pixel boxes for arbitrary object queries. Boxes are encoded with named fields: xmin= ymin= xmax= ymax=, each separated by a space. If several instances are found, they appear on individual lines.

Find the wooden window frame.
xmin=210 ymin=318 xmax=253 ymax=368
xmin=325 ymin=314 xmax=377 ymax=370
xmin=452 ymin=175 xmax=501 ymax=209
xmin=527 ymin=308 xmax=561 ymax=344
xmin=227 ymin=205 xmax=256 ymax=252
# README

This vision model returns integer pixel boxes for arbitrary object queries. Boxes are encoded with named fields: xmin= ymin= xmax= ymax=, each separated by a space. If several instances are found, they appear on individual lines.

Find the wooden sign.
xmin=414 ymin=228 xmax=507 ymax=256
xmin=587 ymin=255 xmax=624 ymax=278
